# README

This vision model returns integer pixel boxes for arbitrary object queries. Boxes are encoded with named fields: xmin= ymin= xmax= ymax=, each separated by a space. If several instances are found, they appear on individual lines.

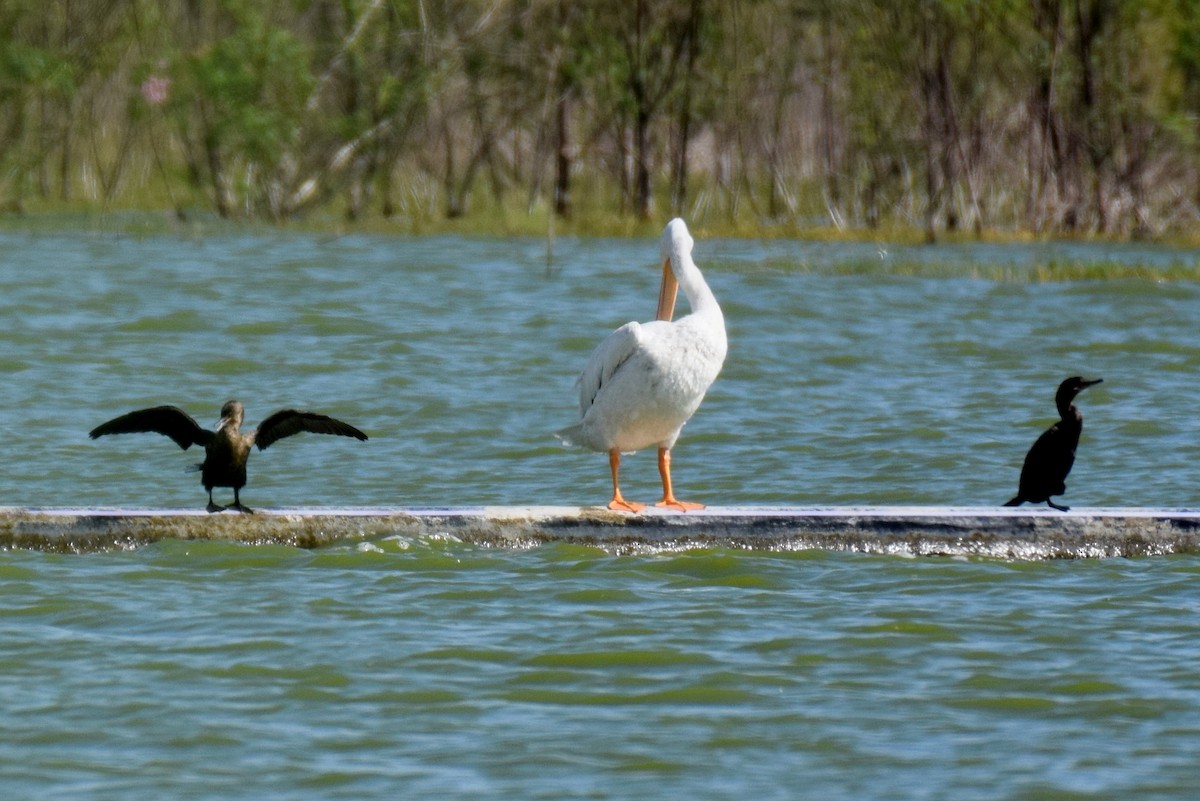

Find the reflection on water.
xmin=1 ymin=229 xmax=1199 ymax=509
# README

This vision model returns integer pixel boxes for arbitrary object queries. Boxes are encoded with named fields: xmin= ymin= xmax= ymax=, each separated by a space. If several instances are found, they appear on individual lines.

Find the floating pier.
xmin=3 ymin=506 xmax=1200 ymax=559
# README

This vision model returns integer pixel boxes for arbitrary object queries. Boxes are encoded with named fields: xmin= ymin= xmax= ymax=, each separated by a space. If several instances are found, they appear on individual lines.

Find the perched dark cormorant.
xmin=1004 ymin=376 xmax=1102 ymax=511
xmin=89 ymin=400 xmax=368 ymax=513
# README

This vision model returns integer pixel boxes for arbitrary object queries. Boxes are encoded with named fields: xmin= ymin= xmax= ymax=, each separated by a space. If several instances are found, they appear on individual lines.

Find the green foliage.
xmin=0 ymin=41 xmax=74 ymax=96
xmin=176 ymin=25 xmax=312 ymax=167
xmin=3 ymin=0 xmax=1200 ymax=237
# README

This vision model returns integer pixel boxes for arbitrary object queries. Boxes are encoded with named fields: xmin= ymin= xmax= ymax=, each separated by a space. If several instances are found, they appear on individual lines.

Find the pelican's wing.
xmin=253 ymin=410 xmax=369 ymax=450
xmin=88 ymin=406 xmax=214 ymax=450
xmin=577 ymin=321 xmax=646 ymax=415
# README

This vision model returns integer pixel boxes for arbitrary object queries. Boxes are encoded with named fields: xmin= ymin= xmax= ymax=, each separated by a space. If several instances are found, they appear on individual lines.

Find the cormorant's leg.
xmin=606 ymin=449 xmax=644 ymax=513
xmin=1047 ymin=500 xmax=1070 ymax=512
xmin=206 ymin=488 xmax=226 ymax=514
xmin=231 ymin=487 xmax=254 ymax=515
xmin=654 ymin=447 xmax=704 ymax=511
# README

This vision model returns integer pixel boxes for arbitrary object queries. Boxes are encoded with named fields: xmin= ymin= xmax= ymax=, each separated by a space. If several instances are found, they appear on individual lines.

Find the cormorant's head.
xmin=218 ymin=399 xmax=245 ymax=431
xmin=1056 ymin=376 xmax=1102 ymax=409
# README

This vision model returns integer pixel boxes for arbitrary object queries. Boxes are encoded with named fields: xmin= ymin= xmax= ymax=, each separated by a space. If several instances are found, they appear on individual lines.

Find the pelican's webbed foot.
xmin=655 ymin=499 xmax=705 ymax=512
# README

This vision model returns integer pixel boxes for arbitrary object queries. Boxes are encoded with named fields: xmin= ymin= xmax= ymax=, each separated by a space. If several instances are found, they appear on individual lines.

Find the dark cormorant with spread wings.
xmin=90 ymin=400 xmax=367 ymax=513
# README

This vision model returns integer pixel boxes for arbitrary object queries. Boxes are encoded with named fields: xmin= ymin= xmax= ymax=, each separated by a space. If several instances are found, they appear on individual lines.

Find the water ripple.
xmin=4 ymin=232 xmax=1200 ymax=798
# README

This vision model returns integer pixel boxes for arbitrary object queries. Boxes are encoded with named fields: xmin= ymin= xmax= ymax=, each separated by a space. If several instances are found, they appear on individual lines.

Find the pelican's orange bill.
xmin=656 ymin=259 xmax=678 ymax=322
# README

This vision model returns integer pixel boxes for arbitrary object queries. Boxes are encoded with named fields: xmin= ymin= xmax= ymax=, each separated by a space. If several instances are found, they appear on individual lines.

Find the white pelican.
xmin=557 ymin=218 xmax=726 ymax=512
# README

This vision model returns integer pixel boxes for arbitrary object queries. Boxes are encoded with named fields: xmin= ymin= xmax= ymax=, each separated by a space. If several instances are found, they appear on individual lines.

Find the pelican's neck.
xmin=670 ymin=252 xmax=721 ymax=318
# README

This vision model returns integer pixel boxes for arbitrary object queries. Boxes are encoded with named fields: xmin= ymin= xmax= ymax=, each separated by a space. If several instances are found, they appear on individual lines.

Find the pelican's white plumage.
xmin=557 ymin=218 xmax=726 ymax=511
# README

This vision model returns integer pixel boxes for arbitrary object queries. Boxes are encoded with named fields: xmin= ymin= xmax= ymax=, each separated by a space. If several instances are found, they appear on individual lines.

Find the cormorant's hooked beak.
xmin=656 ymin=256 xmax=678 ymax=322
xmin=1079 ymin=378 xmax=1103 ymax=390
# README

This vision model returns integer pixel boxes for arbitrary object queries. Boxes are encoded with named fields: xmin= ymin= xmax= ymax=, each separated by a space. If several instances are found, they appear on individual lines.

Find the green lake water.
xmin=2 ymin=227 xmax=1200 ymax=798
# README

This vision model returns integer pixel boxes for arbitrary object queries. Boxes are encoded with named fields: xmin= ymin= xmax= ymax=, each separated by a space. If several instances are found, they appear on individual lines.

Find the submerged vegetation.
xmin=5 ymin=1 xmax=1200 ymax=240
xmin=749 ymin=257 xmax=1200 ymax=282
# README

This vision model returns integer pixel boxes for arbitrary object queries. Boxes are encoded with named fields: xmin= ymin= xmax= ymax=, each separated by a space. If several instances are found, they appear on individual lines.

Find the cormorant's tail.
xmin=1003 ymin=496 xmax=1023 ymax=507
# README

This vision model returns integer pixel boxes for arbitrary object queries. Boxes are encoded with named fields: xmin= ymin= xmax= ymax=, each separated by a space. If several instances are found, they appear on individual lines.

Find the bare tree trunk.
xmin=617 ymin=115 xmax=632 ymax=215
xmin=37 ymin=100 xmax=52 ymax=199
xmin=671 ymin=82 xmax=693 ymax=216
xmin=764 ymin=26 xmax=798 ymax=220
xmin=671 ymin=0 xmax=701 ymax=216
xmin=1073 ymin=0 xmax=1110 ymax=232
xmin=766 ymin=94 xmax=784 ymax=219
xmin=204 ymin=129 xmax=230 ymax=218
xmin=633 ymin=90 xmax=653 ymax=219
xmin=551 ymin=0 xmax=573 ymax=218
xmin=555 ymin=90 xmax=572 ymax=217
xmin=820 ymin=5 xmax=841 ymax=215
xmin=58 ymin=92 xmax=79 ymax=201
xmin=935 ymin=46 xmax=960 ymax=233
xmin=89 ymin=96 xmax=137 ymax=203
xmin=631 ymin=0 xmax=653 ymax=220
xmin=58 ymin=1 xmax=77 ymax=201
xmin=865 ymin=159 xmax=881 ymax=229
xmin=443 ymin=119 xmax=462 ymax=218
xmin=0 ymin=96 xmax=28 ymax=210
xmin=920 ymin=11 xmax=940 ymax=243
xmin=1029 ymin=0 xmax=1068 ymax=232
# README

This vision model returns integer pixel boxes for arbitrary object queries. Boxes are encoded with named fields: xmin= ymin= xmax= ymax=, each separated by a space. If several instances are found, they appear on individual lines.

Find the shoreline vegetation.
xmin=6 ymin=2 xmax=1200 ymax=245
xmin=8 ymin=204 xmax=1200 ymax=286
xmin=7 ymin=199 xmax=1200 ymax=251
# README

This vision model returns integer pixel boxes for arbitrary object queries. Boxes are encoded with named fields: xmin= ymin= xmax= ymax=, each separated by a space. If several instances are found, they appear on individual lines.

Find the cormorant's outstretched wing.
xmin=253 ymin=410 xmax=368 ymax=450
xmin=89 ymin=406 xmax=214 ymax=450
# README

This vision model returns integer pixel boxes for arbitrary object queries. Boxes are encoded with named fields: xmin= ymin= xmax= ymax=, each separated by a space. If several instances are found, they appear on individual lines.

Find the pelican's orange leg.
xmin=607 ymin=449 xmax=645 ymax=513
xmin=654 ymin=447 xmax=704 ymax=511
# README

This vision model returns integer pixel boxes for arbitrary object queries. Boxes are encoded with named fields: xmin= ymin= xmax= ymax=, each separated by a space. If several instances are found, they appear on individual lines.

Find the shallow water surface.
xmin=3 ymin=229 xmax=1200 ymax=799
xmin=2 ymin=229 xmax=1200 ymax=509
xmin=2 ymin=540 xmax=1200 ymax=800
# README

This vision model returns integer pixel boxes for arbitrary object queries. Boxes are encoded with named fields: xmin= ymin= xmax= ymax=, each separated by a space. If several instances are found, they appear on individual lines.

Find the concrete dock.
xmin=3 ymin=506 xmax=1200 ymax=558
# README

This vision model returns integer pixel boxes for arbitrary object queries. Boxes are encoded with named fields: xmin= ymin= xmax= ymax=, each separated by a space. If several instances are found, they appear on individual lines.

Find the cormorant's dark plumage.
xmin=1004 ymin=377 xmax=1102 ymax=511
xmin=89 ymin=400 xmax=368 ymax=513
